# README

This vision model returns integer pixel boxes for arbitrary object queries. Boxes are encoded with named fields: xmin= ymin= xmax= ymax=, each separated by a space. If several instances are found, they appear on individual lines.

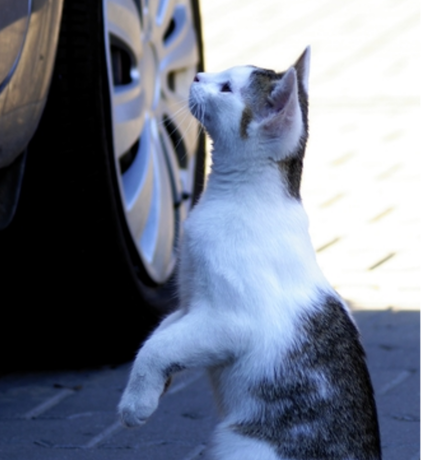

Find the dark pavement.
xmin=0 ymin=308 xmax=419 ymax=460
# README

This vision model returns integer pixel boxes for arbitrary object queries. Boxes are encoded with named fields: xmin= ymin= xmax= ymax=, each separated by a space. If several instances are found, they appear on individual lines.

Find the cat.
xmin=118 ymin=47 xmax=382 ymax=460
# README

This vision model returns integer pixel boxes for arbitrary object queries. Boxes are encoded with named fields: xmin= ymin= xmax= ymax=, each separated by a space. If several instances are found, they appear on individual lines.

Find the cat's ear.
xmin=261 ymin=67 xmax=301 ymax=139
xmin=294 ymin=46 xmax=311 ymax=94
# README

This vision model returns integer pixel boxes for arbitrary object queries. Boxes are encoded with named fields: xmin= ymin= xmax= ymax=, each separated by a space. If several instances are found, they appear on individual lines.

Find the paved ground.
xmin=0 ymin=309 xmax=419 ymax=460
xmin=0 ymin=0 xmax=419 ymax=459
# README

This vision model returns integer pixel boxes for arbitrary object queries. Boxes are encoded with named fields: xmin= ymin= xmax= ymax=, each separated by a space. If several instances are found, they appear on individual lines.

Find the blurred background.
xmin=200 ymin=0 xmax=420 ymax=311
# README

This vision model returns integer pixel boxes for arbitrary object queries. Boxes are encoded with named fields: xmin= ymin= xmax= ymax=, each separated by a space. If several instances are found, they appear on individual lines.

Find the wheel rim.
xmin=103 ymin=0 xmax=201 ymax=284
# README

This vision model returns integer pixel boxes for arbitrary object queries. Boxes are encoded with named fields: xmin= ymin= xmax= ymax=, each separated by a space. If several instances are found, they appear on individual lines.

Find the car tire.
xmin=0 ymin=0 xmax=205 ymax=370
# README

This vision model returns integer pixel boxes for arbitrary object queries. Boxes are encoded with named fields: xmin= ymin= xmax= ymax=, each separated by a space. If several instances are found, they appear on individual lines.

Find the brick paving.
xmin=0 ymin=0 xmax=419 ymax=459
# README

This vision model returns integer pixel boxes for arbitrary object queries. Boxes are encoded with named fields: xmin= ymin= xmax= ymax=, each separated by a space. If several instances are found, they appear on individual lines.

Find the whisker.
xmin=170 ymin=112 xmax=197 ymax=157
xmin=177 ymin=119 xmax=206 ymax=167
xmin=164 ymin=97 xmax=207 ymax=168
xmin=158 ymin=104 xmax=189 ymax=128
xmin=158 ymin=96 xmax=190 ymax=120
xmin=164 ymin=111 xmax=193 ymax=143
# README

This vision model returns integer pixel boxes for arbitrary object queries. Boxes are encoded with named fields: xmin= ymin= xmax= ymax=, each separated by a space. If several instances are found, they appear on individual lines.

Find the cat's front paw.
xmin=119 ymin=405 xmax=147 ymax=428
xmin=118 ymin=389 xmax=160 ymax=428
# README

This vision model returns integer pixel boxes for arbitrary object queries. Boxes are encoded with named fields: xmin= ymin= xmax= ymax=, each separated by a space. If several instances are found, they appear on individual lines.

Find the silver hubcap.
xmin=103 ymin=0 xmax=201 ymax=283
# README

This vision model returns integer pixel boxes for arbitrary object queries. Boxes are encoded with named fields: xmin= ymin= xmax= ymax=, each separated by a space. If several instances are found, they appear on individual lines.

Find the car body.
xmin=0 ymin=0 xmax=63 ymax=227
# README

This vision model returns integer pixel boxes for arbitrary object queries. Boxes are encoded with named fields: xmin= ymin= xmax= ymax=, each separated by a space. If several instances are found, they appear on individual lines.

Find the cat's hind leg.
xmin=208 ymin=426 xmax=280 ymax=460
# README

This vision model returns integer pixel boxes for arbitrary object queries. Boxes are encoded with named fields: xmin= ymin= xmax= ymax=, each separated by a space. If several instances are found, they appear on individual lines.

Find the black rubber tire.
xmin=0 ymin=0 xmax=205 ymax=371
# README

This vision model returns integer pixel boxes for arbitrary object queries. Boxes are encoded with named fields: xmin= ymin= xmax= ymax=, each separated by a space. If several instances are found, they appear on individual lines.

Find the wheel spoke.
xmin=122 ymin=117 xmax=154 ymax=239
xmin=139 ymin=119 xmax=175 ymax=280
xmin=105 ymin=0 xmax=145 ymax=159
xmin=112 ymin=84 xmax=146 ymax=159
xmin=106 ymin=0 xmax=142 ymax=59
xmin=155 ymin=2 xmax=199 ymax=73
xmin=157 ymin=117 xmax=183 ymax=202
xmin=156 ymin=0 xmax=176 ymax=30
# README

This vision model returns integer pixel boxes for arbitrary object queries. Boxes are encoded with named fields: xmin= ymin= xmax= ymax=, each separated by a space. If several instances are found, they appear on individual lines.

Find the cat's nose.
xmin=193 ymin=73 xmax=201 ymax=82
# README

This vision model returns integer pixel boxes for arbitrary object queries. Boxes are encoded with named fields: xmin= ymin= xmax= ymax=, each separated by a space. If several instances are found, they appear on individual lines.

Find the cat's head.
xmin=189 ymin=48 xmax=310 ymax=194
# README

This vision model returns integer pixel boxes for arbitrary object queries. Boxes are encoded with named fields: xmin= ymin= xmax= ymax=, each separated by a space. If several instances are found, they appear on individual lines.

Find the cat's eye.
xmin=220 ymin=82 xmax=232 ymax=93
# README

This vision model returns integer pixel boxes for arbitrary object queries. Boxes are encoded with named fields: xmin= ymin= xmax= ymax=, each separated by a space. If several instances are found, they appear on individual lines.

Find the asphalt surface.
xmin=0 ymin=365 xmax=213 ymax=460
xmin=1 ymin=0 xmax=419 ymax=458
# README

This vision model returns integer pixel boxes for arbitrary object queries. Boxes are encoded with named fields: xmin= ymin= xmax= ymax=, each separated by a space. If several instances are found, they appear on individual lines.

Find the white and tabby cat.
xmin=119 ymin=47 xmax=382 ymax=460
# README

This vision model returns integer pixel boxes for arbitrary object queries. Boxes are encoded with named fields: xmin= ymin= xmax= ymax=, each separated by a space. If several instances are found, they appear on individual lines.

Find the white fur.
xmin=119 ymin=56 xmax=337 ymax=459
xmin=209 ymin=428 xmax=280 ymax=460
xmin=189 ymin=66 xmax=255 ymax=161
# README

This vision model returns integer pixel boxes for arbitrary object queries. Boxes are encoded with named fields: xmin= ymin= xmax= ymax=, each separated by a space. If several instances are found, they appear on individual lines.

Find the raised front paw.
xmin=118 ymin=389 xmax=160 ymax=428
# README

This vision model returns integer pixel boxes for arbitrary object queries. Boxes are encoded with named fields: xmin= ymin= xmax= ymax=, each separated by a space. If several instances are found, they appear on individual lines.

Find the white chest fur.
xmin=179 ymin=166 xmax=329 ymax=319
